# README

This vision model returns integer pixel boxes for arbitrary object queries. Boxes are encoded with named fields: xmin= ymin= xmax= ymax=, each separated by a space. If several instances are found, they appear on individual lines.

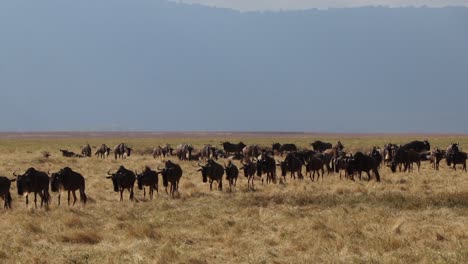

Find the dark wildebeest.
xmin=346 ymin=152 xmax=381 ymax=182
xmin=13 ymin=168 xmax=50 ymax=208
xmin=198 ymin=159 xmax=224 ymax=191
xmin=314 ymin=152 xmax=334 ymax=175
xmin=240 ymin=160 xmax=258 ymax=189
xmin=446 ymin=144 xmax=467 ymax=172
xmin=383 ymin=144 xmax=398 ymax=166
xmin=221 ymin=141 xmax=246 ymax=156
xmin=201 ymin=144 xmax=218 ymax=161
xmin=175 ymin=144 xmax=194 ymax=161
xmin=224 ymin=160 xmax=239 ymax=190
xmin=136 ymin=166 xmax=159 ymax=200
xmin=272 ymin=143 xmax=298 ymax=156
xmin=242 ymin=145 xmax=261 ymax=162
xmin=323 ymin=141 xmax=345 ymax=170
xmin=59 ymin=149 xmax=82 ymax=158
xmin=278 ymin=153 xmax=304 ymax=181
xmin=430 ymin=148 xmax=446 ymax=171
xmin=390 ymin=147 xmax=421 ymax=173
xmin=81 ymin=144 xmax=92 ymax=157
xmin=50 ymin=167 xmax=87 ymax=206
xmin=370 ymin=147 xmax=383 ymax=168
xmin=311 ymin=141 xmax=332 ymax=152
xmin=157 ymin=160 xmax=183 ymax=198
xmin=305 ymin=156 xmax=325 ymax=182
xmin=401 ymin=140 xmax=430 ymax=153
xmin=334 ymin=155 xmax=352 ymax=180
xmin=95 ymin=144 xmax=111 ymax=158
xmin=113 ymin=143 xmax=133 ymax=160
xmin=0 ymin=176 xmax=14 ymax=209
xmin=256 ymin=153 xmax=277 ymax=184
xmin=106 ymin=166 xmax=136 ymax=201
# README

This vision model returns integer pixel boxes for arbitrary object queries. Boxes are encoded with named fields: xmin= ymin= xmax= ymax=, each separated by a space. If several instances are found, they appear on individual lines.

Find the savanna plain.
xmin=0 ymin=133 xmax=467 ymax=264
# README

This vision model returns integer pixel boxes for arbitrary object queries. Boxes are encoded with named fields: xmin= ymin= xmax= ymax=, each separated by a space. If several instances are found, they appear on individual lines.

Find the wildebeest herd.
xmin=0 ymin=140 xmax=466 ymax=209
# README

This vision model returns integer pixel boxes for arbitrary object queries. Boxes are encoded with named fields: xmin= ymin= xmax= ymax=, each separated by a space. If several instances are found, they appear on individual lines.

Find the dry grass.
xmin=0 ymin=135 xmax=467 ymax=263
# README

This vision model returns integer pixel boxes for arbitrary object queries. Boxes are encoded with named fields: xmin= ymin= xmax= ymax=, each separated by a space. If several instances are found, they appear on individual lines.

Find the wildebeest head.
xmin=423 ymin=140 xmax=431 ymax=151
xmin=336 ymin=141 xmax=344 ymax=151
xmin=272 ymin=143 xmax=281 ymax=152
xmin=13 ymin=170 xmax=26 ymax=195
xmin=125 ymin=146 xmax=133 ymax=157
xmin=197 ymin=163 xmax=209 ymax=183
xmin=106 ymin=170 xmax=119 ymax=192
xmin=50 ymin=172 xmax=61 ymax=192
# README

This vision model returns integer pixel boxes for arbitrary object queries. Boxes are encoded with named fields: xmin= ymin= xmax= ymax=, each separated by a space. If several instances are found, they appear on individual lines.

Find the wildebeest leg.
xmin=58 ymin=192 xmax=61 ymax=206
xmin=72 ymin=191 xmax=77 ymax=206
xmin=120 ymin=188 xmax=124 ymax=201
xmin=209 ymin=179 xmax=213 ymax=191
xmin=366 ymin=171 xmax=372 ymax=181
xmin=219 ymin=179 xmax=222 ymax=191
xmin=25 ymin=194 xmax=28 ymax=207
xmin=68 ymin=190 xmax=71 ymax=206
xmin=149 ymin=187 xmax=153 ymax=200
xmin=144 ymin=188 xmax=146 ymax=199
xmin=130 ymin=188 xmax=134 ymax=201
xmin=309 ymin=171 xmax=314 ymax=182
xmin=34 ymin=192 xmax=38 ymax=208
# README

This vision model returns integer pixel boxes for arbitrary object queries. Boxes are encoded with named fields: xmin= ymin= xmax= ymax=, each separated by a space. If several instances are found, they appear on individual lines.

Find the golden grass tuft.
xmin=60 ymin=230 xmax=102 ymax=244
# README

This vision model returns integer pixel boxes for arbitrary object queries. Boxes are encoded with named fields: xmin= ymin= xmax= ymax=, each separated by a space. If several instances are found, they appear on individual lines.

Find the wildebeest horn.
xmin=107 ymin=170 xmax=113 ymax=175
xmin=12 ymin=171 xmax=18 ymax=177
xmin=197 ymin=163 xmax=203 ymax=167
xmin=47 ymin=170 xmax=51 ymax=175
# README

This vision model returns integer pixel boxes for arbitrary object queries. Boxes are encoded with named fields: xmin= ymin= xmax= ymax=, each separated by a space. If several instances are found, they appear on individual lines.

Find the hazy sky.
xmin=1 ymin=1 xmax=467 ymax=133
xmin=177 ymin=0 xmax=468 ymax=11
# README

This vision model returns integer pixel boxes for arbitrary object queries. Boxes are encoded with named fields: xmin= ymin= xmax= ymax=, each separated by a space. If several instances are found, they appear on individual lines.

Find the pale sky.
xmin=176 ymin=0 xmax=468 ymax=11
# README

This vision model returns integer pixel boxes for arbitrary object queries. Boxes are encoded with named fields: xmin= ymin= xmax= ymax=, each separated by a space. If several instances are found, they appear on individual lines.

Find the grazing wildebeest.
xmin=106 ymin=166 xmax=136 ymax=201
xmin=175 ymin=144 xmax=194 ymax=161
xmin=242 ymin=145 xmax=261 ymax=162
xmin=95 ymin=144 xmax=111 ymax=158
xmin=81 ymin=144 xmax=92 ymax=157
xmin=224 ymin=160 xmax=239 ymax=190
xmin=390 ymin=147 xmax=421 ymax=173
xmin=13 ymin=168 xmax=50 ymax=208
xmin=446 ymin=144 xmax=467 ymax=172
xmin=305 ymin=156 xmax=325 ymax=182
xmin=113 ymin=143 xmax=133 ymax=160
xmin=59 ymin=149 xmax=82 ymax=158
xmin=278 ymin=153 xmax=304 ymax=181
xmin=50 ymin=167 xmax=87 ymax=206
xmin=0 ymin=176 xmax=14 ymax=209
xmin=256 ymin=153 xmax=277 ymax=184
xmin=240 ymin=160 xmax=258 ymax=189
xmin=198 ymin=159 xmax=224 ymax=191
xmin=201 ymin=144 xmax=218 ymax=160
xmin=157 ymin=160 xmax=183 ymax=198
xmin=311 ymin=141 xmax=332 ymax=152
xmin=136 ymin=166 xmax=159 ymax=200
xmin=430 ymin=148 xmax=446 ymax=171
xmin=346 ymin=152 xmax=381 ymax=182
xmin=221 ymin=141 xmax=246 ymax=156
xmin=401 ymin=140 xmax=431 ymax=153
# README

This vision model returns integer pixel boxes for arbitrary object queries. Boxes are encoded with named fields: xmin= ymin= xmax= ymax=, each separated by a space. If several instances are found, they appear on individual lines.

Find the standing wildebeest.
xmin=446 ymin=144 xmax=467 ymax=172
xmin=401 ymin=140 xmax=430 ymax=153
xmin=136 ymin=166 xmax=159 ymax=200
xmin=0 ymin=176 xmax=14 ymax=209
xmin=278 ymin=153 xmax=304 ymax=181
xmin=221 ymin=141 xmax=246 ymax=156
xmin=311 ymin=141 xmax=332 ymax=152
xmin=334 ymin=155 xmax=352 ymax=180
xmin=157 ymin=160 xmax=183 ymax=197
xmin=201 ymin=144 xmax=218 ymax=160
xmin=305 ymin=156 xmax=325 ymax=182
xmin=13 ymin=168 xmax=50 ymax=208
xmin=106 ymin=166 xmax=136 ymax=201
xmin=272 ymin=143 xmax=298 ymax=156
xmin=390 ymin=147 xmax=421 ymax=173
xmin=113 ymin=143 xmax=133 ymax=160
xmin=152 ymin=146 xmax=165 ymax=159
xmin=242 ymin=145 xmax=261 ymax=162
xmin=95 ymin=144 xmax=111 ymax=158
xmin=240 ymin=160 xmax=258 ymax=189
xmin=346 ymin=152 xmax=381 ymax=182
xmin=383 ymin=144 xmax=398 ymax=166
xmin=224 ymin=160 xmax=239 ymax=190
xmin=430 ymin=148 xmax=446 ymax=171
xmin=370 ymin=147 xmax=383 ymax=168
xmin=198 ymin=159 xmax=224 ymax=191
xmin=256 ymin=153 xmax=277 ymax=184
xmin=175 ymin=144 xmax=194 ymax=161
xmin=50 ymin=167 xmax=87 ymax=206
xmin=81 ymin=144 xmax=92 ymax=157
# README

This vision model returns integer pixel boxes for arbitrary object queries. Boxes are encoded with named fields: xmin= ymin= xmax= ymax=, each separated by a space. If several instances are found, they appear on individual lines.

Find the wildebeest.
xmin=401 ymin=140 xmax=431 ymax=153
xmin=50 ymin=167 xmax=87 ymax=205
xmin=0 ymin=176 xmax=14 ymax=209
xmin=175 ymin=144 xmax=194 ymax=161
xmin=13 ymin=168 xmax=50 ymax=208
xmin=390 ymin=147 xmax=421 ymax=173
xmin=106 ymin=166 xmax=136 ymax=201
xmin=272 ymin=143 xmax=298 ymax=156
xmin=242 ymin=145 xmax=261 ymax=162
xmin=95 ymin=144 xmax=111 ymax=158
xmin=334 ymin=155 xmax=351 ymax=179
xmin=256 ymin=153 xmax=277 ymax=184
xmin=430 ymin=148 xmax=446 ymax=171
xmin=224 ymin=160 xmax=239 ymax=190
xmin=81 ymin=144 xmax=92 ymax=157
xmin=383 ymin=144 xmax=398 ymax=165
xmin=157 ymin=160 xmax=183 ymax=197
xmin=446 ymin=144 xmax=467 ymax=172
xmin=240 ymin=160 xmax=258 ymax=189
xmin=136 ymin=166 xmax=159 ymax=200
xmin=305 ymin=156 xmax=325 ymax=182
xmin=278 ymin=153 xmax=304 ymax=181
xmin=311 ymin=141 xmax=332 ymax=152
xmin=153 ymin=144 xmax=173 ymax=159
xmin=370 ymin=147 xmax=383 ymax=168
xmin=198 ymin=159 xmax=224 ymax=191
xmin=294 ymin=150 xmax=317 ymax=164
xmin=201 ymin=144 xmax=218 ymax=160
xmin=221 ymin=141 xmax=246 ymax=156
xmin=59 ymin=149 xmax=83 ymax=158
xmin=113 ymin=143 xmax=133 ymax=160
xmin=346 ymin=152 xmax=381 ymax=182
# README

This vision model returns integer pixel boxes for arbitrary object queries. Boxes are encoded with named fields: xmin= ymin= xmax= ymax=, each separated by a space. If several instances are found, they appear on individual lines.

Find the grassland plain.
xmin=0 ymin=134 xmax=467 ymax=264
